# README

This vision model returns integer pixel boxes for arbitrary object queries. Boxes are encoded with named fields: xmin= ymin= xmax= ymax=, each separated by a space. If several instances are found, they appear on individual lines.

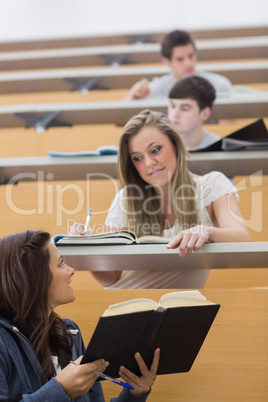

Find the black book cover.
xmin=191 ymin=118 xmax=268 ymax=152
xmin=81 ymin=304 xmax=220 ymax=378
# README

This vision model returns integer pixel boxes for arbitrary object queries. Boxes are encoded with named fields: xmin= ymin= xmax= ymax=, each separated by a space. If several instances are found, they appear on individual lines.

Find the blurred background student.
xmin=168 ymin=75 xmax=220 ymax=150
xmin=126 ymin=30 xmax=231 ymax=100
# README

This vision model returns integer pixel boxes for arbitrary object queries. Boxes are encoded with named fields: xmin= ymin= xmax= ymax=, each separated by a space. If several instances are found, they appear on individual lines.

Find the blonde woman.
xmin=91 ymin=110 xmax=250 ymax=289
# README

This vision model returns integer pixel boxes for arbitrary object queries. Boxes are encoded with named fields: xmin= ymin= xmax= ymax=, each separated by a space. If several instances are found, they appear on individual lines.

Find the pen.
xmin=93 ymin=370 xmax=134 ymax=390
xmin=70 ymin=361 xmax=134 ymax=390
xmin=84 ymin=209 xmax=92 ymax=233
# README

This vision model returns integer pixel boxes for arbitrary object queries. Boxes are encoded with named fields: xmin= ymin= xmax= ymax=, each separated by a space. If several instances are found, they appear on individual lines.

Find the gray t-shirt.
xmin=196 ymin=130 xmax=221 ymax=150
xmin=148 ymin=71 xmax=232 ymax=99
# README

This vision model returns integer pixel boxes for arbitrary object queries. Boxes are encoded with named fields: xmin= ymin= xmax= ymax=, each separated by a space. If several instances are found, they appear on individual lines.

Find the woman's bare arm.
xmin=89 ymin=226 xmax=127 ymax=287
xmin=167 ymin=193 xmax=250 ymax=256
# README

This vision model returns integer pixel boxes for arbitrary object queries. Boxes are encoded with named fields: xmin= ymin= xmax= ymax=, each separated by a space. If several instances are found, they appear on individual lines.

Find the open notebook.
xmin=53 ymin=230 xmax=170 ymax=245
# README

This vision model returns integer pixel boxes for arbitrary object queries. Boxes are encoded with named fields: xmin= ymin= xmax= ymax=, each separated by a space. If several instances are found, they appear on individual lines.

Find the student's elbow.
xmin=91 ymin=271 xmax=122 ymax=287
xmin=240 ymin=227 xmax=251 ymax=242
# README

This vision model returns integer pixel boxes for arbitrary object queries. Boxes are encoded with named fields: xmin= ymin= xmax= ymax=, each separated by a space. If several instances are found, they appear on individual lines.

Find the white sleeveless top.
xmin=105 ymin=172 xmax=238 ymax=289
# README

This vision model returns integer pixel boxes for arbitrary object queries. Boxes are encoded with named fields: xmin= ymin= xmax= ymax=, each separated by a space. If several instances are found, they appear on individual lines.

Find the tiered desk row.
xmin=0 ymin=36 xmax=268 ymax=70
xmin=0 ymin=60 xmax=267 ymax=94
xmin=0 ymin=26 xmax=267 ymax=400
xmin=1 ymin=25 xmax=267 ymax=51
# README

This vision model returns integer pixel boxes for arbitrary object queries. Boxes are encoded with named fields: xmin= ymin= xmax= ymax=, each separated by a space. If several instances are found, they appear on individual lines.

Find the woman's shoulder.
xmin=62 ymin=318 xmax=80 ymax=332
xmin=109 ymin=187 xmax=125 ymax=205
xmin=195 ymin=171 xmax=238 ymax=206
xmin=196 ymin=171 xmax=229 ymax=184
xmin=105 ymin=187 xmax=128 ymax=229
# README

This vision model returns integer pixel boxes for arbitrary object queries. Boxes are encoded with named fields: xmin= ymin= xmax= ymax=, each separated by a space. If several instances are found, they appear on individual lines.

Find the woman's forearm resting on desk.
xmin=90 ymin=270 xmax=122 ymax=287
xmin=167 ymin=193 xmax=251 ymax=256
xmin=167 ymin=224 xmax=250 ymax=256
xmin=89 ymin=226 xmax=124 ymax=286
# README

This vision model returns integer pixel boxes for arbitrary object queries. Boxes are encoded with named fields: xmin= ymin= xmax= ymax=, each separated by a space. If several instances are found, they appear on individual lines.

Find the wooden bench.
xmin=1 ymin=150 xmax=267 ymax=184
xmin=1 ymin=25 xmax=267 ymax=51
xmin=0 ymin=36 xmax=267 ymax=71
xmin=0 ymin=60 xmax=267 ymax=95
xmin=0 ymin=119 xmax=266 ymax=157
xmin=0 ymin=120 xmax=267 ymax=288
xmin=0 ymin=89 xmax=267 ymax=129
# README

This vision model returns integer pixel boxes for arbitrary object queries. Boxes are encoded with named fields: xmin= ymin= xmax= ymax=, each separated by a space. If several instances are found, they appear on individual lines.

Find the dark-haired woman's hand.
xmin=55 ymin=356 xmax=109 ymax=399
xmin=167 ymin=225 xmax=212 ymax=257
xmin=118 ymin=348 xmax=160 ymax=395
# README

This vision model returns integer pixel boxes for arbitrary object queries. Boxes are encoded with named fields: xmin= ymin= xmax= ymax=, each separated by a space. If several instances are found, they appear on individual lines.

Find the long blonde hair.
xmin=118 ymin=110 xmax=199 ymax=236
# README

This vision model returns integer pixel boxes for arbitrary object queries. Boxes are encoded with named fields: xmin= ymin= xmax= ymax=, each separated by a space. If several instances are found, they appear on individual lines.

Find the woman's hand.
xmin=119 ymin=348 xmax=160 ymax=395
xmin=68 ymin=222 xmax=94 ymax=236
xmin=167 ymin=225 xmax=212 ymax=257
xmin=55 ymin=356 xmax=109 ymax=399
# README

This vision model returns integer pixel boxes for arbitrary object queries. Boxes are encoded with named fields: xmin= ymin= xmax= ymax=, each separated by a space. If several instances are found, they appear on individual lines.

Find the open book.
xmin=53 ymin=230 xmax=170 ymax=245
xmin=47 ymin=145 xmax=118 ymax=157
xmin=81 ymin=290 xmax=220 ymax=377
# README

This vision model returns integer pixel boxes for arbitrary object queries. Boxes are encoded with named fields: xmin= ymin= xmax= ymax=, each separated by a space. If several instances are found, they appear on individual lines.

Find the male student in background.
xmin=126 ymin=29 xmax=231 ymax=100
xmin=168 ymin=75 xmax=221 ymax=150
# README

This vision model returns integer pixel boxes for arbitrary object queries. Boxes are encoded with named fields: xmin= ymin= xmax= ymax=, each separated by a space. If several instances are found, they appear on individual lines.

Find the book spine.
xmin=125 ymin=310 xmax=167 ymax=376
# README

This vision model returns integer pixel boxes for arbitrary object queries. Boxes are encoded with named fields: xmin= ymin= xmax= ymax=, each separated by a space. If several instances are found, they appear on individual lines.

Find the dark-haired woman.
xmin=0 ymin=230 xmax=159 ymax=401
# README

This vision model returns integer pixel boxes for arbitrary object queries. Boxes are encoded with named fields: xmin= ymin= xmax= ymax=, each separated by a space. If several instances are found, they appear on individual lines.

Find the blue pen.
xmin=93 ymin=370 xmax=134 ymax=390
xmin=70 ymin=361 xmax=133 ymax=389
xmin=84 ymin=209 xmax=92 ymax=233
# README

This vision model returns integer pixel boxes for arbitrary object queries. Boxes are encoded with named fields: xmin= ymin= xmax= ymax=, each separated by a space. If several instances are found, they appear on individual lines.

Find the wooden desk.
xmin=0 ymin=60 xmax=267 ymax=94
xmin=1 ymin=26 xmax=267 ymax=51
xmin=0 ymin=89 xmax=267 ymax=129
xmin=56 ymin=242 xmax=268 ymax=272
xmin=0 ymin=36 xmax=267 ymax=70
xmin=55 ymin=288 xmax=268 ymax=401
xmin=0 ymin=150 xmax=267 ymax=184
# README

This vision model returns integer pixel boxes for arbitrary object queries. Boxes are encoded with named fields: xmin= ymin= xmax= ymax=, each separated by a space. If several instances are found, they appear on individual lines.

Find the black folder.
xmin=192 ymin=118 xmax=268 ymax=152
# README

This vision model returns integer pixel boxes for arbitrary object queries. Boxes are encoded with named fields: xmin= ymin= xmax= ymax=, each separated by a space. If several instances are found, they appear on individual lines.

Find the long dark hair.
xmin=0 ymin=230 xmax=73 ymax=381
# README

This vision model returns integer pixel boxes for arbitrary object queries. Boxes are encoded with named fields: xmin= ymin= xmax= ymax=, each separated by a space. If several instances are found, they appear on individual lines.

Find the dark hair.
xmin=0 ymin=230 xmax=73 ymax=381
xmin=169 ymin=75 xmax=216 ymax=110
xmin=161 ymin=30 xmax=196 ymax=59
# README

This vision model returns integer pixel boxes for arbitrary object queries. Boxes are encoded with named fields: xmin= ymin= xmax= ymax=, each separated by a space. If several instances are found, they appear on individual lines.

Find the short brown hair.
xmin=169 ymin=75 xmax=216 ymax=110
xmin=161 ymin=30 xmax=196 ymax=59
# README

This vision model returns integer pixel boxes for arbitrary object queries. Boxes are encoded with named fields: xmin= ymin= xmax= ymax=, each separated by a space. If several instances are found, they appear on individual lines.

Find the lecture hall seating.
xmin=1 ymin=24 xmax=267 ymax=51
xmin=0 ymin=36 xmax=267 ymax=71
xmin=0 ymin=60 xmax=267 ymax=95
xmin=0 ymin=26 xmax=267 ymax=402
xmin=0 ymin=91 xmax=268 ymax=130
xmin=0 ymin=26 xmax=267 ymax=290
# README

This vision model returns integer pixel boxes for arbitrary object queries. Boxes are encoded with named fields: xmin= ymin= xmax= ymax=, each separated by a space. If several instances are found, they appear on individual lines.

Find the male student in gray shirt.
xmin=167 ymin=75 xmax=220 ymax=151
xmin=126 ymin=30 xmax=231 ymax=100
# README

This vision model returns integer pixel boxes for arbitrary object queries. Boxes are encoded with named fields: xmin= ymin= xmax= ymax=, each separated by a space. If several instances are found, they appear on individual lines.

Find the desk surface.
xmin=1 ymin=25 xmax=267 ymax=51
xmin=0 ymin=36 xmax=267 ymax=70
xmin=0 ymin=89 xmax=267 ymax=128
xmin=0 ymin=60 xmax=267 ymax=94
xmin=56 ymin=242 xmax=268 ymax=271
xmin=55 ymin=288 xmax=268 ymax=401
xmin=0 ymin=150 xmax=267 ymax=184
